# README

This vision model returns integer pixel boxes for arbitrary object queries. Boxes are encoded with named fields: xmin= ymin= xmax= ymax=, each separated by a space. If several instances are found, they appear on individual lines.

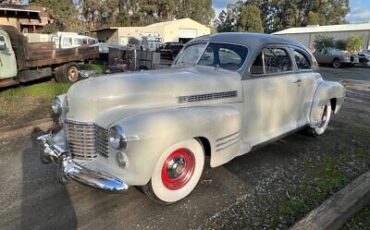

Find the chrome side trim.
xmin=38 ymin=134 xmax=128 ymax=192
xmin=178 ymin=91 xmax=237 ymax=103
xmin=215 ymin=131 xmax=241 ymax=152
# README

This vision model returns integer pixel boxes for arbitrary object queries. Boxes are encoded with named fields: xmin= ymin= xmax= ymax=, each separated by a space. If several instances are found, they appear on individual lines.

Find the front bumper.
xmin=37 ymin=134 xmax=129 ymax=192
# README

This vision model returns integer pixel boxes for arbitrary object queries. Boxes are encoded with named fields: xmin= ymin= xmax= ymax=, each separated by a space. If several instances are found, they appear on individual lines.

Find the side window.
xmin=251 ymin=48 xmax=292 ymax=75
xmin=293 ymin=50 xmax=311 ymax=70
xmin=198 ymin=46 xmax=214 ymax=66
xmin=219 ymin=48 xmax=242 ymax=70
xmin=63 ymin=37 xmax=72 ymax=47
xmin=264 ymin=48 xmax=292 ymax=73
xmin=250 ymin=52 xmax=264 ymax=74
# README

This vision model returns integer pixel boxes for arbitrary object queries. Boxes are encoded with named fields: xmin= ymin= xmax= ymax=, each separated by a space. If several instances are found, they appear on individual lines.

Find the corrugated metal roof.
xmin=273 ymin=23 xmax=370 ymax=34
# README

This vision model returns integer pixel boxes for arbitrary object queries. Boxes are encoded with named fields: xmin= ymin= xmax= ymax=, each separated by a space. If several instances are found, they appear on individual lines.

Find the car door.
xmin=291 ymin=48 xmax=320 ymax=127
xmin=243 ymin=47 xmax=301 ymax=146
xmin=0 ymin=31 xmax=17 ymax=80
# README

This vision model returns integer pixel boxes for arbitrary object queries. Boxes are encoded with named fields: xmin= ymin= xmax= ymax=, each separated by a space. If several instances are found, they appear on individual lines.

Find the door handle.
xmin=293 ymin=79 xmax=302 ymax=84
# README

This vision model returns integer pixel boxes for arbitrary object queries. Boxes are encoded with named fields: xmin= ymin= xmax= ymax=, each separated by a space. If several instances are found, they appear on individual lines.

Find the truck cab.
xmin=0 ymin=29 xmax=17 ymax=80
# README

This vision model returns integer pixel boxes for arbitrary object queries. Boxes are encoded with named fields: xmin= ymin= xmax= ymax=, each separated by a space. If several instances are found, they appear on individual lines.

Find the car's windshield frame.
xmin=173 ymin=41 xmax=249 ymax=72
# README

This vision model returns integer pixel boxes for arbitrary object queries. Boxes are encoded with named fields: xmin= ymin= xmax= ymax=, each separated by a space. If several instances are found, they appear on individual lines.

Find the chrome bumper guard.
xmin=37 ymin=134 xmax=129 ymax=192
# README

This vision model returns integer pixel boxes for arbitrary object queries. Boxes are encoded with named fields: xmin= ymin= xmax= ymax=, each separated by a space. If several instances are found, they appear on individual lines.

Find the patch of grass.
xmin=342 ymin=206 xmax=370 ymax=230
xmin=79 ymin=63 xmax=107 ymax=74
xmin=273 ymin=156 xmax=350 ymax=227
xmin=0 ymin=82 xmax=70 ymax=99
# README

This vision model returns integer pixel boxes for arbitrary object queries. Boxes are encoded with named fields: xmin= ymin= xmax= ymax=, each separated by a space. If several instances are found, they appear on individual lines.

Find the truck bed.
xmin=24 ymin=43 xmax=98 ymax=68
xmin=1 ymin=25 xmax=98 ymax=70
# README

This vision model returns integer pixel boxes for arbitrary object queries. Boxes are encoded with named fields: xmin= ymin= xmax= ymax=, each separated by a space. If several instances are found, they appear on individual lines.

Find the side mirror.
xmin=0 ymin=40 xmax=6 ymax=50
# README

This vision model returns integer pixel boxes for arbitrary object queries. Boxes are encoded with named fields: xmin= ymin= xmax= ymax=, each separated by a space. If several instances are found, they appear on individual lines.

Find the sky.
xmin=213 ymin=0 xmax=370 ymax=24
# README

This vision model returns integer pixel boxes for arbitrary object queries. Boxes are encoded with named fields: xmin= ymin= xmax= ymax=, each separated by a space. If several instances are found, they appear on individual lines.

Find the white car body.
xmin=38 ymin=32 xmax=346 ymax=203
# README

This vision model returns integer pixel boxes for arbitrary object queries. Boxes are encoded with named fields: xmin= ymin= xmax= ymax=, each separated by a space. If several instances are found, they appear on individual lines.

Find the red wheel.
xmin=161 ymin=148 xmax=196 ymax=190
xmin=141 ymin=139 xmax=205 ymax=204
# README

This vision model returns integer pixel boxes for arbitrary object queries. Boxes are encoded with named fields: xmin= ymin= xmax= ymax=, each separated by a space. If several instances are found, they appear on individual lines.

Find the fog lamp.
xmin=116 ymin=152 xmax=127 ymax=168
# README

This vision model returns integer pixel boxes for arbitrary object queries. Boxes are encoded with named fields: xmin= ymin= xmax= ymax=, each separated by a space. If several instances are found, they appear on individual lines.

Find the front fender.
xmin=113 ymin=105 xmax=241 ymax=185
xmin=310 ymin=80 xmax=346 ymax=127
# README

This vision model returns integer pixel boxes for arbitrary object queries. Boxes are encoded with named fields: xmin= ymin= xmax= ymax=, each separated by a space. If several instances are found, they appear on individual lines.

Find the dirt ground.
xmin=0 ymin=68 xmax=369 ymax=230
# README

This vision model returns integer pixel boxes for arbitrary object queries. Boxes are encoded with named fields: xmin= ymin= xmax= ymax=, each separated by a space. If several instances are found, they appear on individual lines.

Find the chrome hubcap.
xmin=167 ymin=157 xmax=187 ymax=179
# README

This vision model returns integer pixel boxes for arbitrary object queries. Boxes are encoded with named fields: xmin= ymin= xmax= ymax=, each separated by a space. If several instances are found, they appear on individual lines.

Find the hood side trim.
xmin=178 ymin=91 xmax=237 ymax=103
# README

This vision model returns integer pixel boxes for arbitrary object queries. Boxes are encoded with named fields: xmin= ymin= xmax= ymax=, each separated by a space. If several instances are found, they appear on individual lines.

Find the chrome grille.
xmin=66 ymin=120 xmax=109 ymax=160
xmin=178 ymin=91 xmax=237 ymax=103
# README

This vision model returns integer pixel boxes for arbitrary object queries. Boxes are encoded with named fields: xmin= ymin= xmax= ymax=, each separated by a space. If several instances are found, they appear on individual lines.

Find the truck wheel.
xmin=141 ymin=139 xmax=205 ymax=204
xmin=308 ymin=102 xmax=332 ymax=136
xmin=63 ymin=63 xmax=80 ymax=83
xmin=332 ymin=59 xmax=341 ymax=68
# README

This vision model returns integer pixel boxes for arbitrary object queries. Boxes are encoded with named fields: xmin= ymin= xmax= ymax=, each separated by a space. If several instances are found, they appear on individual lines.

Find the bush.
xmin=314 ymin=35 xmax=335 ymax=50
xmin=335 ymin=39 xmax=347 ymax=50
xmin=346 ymin=35 xmax=363 ymax=53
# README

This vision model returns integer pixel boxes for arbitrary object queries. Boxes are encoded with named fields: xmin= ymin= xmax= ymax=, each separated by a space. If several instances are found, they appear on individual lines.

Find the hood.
xmin=66 ymin=66 xmax=242 ymax=123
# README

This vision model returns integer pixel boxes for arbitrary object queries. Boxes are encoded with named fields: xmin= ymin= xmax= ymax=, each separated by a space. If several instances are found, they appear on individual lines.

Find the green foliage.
xmin=0 ymin=82 xmax=70 ymax=99
xmin=80 ymin=0 xmax=214 ymax=30
xmin=307 ymin=11 xmax=320 ymax=25
xmin=314 ymin=35 xmax=335 ymax=50
xmin=236 ymin=5 xmax=263 ymax=33
xmin=31 ymin=0 xmax=82 ymax=32
xmin=314 ymin=34 xmax=364 ymax=52
xmin=216 ymin=0 xmax=350 ymax=33
xmin=346 ymin=35 xmax=364 ymax=53
xmin=343 ymin=206 xmax=370 ymax=230
xmin=335 ymin=39 xmax=347 ymax=50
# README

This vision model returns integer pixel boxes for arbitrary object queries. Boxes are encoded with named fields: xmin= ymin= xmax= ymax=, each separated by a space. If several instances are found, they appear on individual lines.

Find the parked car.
xmin=313 ymin=48 xmax=358 ymax=68
xmin=38 ymin=32 xmax=346 ymax=204
xmin=158 ymin=42 xmax=184 ymax=60
xmin=359 ymin=49 xmax=370 ymax=64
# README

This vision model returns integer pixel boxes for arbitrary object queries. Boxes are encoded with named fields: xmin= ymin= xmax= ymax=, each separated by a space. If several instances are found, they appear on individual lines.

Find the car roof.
xmin=188 ymin=32 xmax=307 ymax=51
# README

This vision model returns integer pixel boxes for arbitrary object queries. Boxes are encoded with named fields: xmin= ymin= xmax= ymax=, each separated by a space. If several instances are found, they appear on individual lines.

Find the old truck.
xmin=0 ymin=26 xmax=98 ymax=88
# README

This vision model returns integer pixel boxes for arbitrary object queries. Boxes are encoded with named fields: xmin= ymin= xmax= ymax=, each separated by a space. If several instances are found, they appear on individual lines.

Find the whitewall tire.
xmin=142 ymin=139 xmax=205 ymax=204
xmin=309 ymin=102 xmax=332 ymax=136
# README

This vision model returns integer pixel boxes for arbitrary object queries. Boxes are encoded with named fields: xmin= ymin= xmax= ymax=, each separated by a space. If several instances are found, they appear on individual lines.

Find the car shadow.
xmin=20 ymin=129 xmax=77 ymax=230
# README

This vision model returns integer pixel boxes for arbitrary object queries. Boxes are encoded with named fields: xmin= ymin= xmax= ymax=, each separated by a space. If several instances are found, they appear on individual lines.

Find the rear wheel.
xmin=141 ymin=139 xmax=205 ymax=204
xmin=332 ymin=59 xmax=341 ymax=68
xmin=308 ymin=102 xmax=332 ymax=136
xmin=55 ymin=63 xmax=80 ymax=83
xmin=63 ymin=64 xmax=80 ymax=83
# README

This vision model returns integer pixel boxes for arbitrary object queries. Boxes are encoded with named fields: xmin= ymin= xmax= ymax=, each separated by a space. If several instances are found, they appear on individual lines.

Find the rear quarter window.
xmin=293 ymin=50 xmax=311 ymax=70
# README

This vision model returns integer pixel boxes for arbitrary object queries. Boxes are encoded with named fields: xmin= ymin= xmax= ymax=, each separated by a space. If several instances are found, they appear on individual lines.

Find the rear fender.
xmin=309 ymin=81 xmax=346 ymax=127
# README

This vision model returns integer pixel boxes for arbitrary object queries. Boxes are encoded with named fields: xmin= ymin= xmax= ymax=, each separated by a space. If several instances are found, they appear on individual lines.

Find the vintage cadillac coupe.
xmin=38 ymin=33 xmax=346 ymax=204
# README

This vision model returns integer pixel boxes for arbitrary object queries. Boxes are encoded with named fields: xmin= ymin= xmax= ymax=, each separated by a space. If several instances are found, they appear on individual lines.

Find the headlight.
xmin=108 ymin=126 xmax=127 ymax=150
xmin=51 ymin=97 xmax=63 ymax=115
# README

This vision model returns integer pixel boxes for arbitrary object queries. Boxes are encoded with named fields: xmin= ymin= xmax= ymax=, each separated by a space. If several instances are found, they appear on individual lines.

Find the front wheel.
xmin=332 ymin=59 xmax=341 ymax=68
xmin=308 ymin=102 xmax=332 ymax=136
xmin=141 ymin=139 xmax=205 ymax=204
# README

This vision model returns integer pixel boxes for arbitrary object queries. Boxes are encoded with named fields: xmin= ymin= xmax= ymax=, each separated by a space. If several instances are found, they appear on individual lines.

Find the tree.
xmin=31 ymin=0 xmax=81 ymax=32
xmin=346 ymin=35 xmax=363 ymax=53
xmin=313 ymin=35 xmax=335 ymax=50
xmin=307 ymin=11 xmax=320 ymax=25
xmin=215 ymin=0 xmax=350 ymax=33
xmin=236 ymin=5 xmax=263 ymax=33
xmin=176 ymin=0 xmax=214 ymax=25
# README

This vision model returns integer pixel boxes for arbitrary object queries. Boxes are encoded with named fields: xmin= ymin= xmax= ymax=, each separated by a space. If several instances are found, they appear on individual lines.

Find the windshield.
xmin=174 ymin=42 xmax=248 ymax=71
